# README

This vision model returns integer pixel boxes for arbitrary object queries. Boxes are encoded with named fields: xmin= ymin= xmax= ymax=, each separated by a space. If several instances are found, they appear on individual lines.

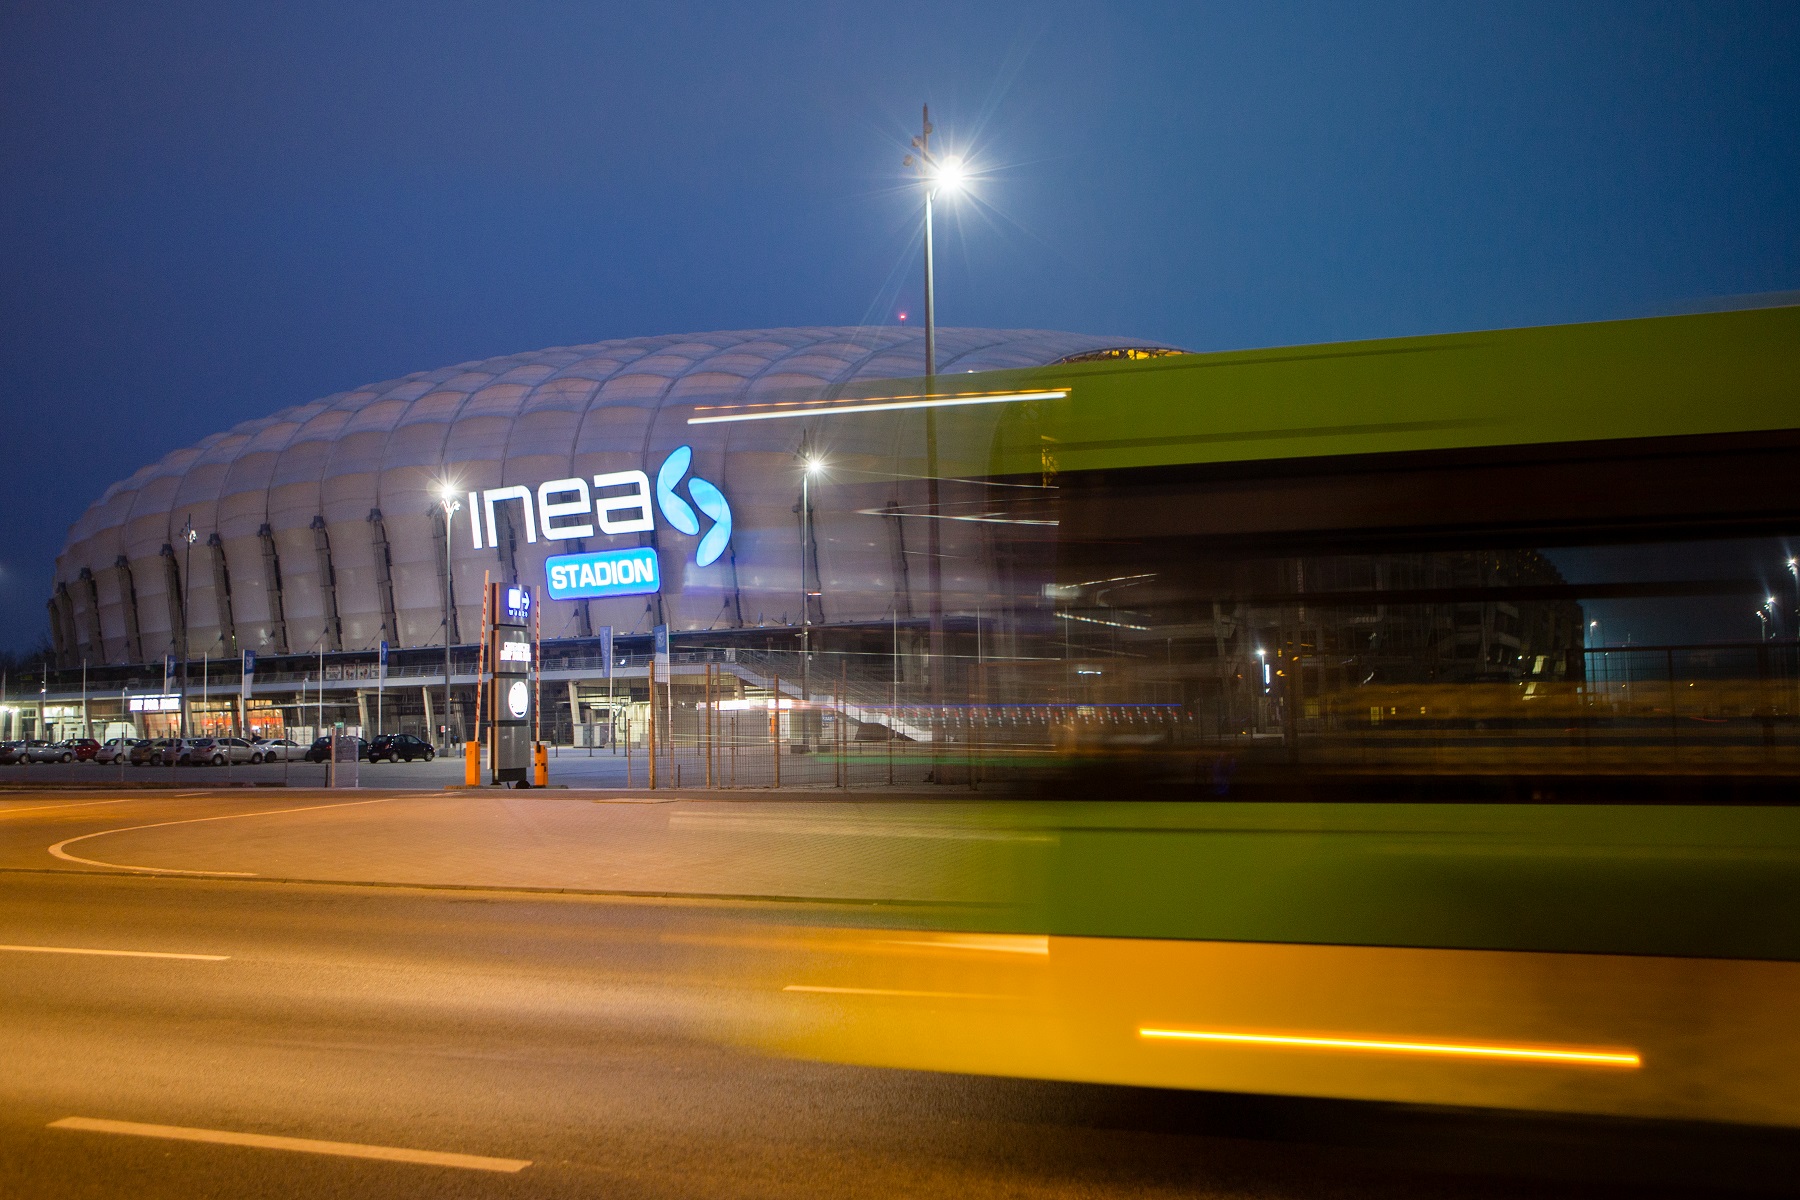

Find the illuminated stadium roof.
xmin=51 ymin=327 xmax=1177 ymax=665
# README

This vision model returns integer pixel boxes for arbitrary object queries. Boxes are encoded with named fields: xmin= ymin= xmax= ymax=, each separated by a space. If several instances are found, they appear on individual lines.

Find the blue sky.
xmin=1 ymin=1 xmax=1796 ymax=653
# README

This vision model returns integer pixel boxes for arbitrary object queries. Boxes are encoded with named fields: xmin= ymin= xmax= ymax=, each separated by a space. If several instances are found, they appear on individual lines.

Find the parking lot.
xmin=0 ymin=747 xmax=658 ymax=788
xmin=0 ymin=754 xmax=446 ymax=788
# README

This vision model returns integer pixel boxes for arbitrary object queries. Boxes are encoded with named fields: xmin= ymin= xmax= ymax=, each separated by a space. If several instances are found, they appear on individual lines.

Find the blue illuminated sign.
xmin=545 ymin=547 xmax=660 ymax=600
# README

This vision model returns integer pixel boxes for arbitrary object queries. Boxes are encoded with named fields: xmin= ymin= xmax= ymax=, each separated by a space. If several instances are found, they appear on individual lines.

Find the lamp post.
xmin=1590 ymin=618 xmax=1608 ymax=698
xmin=181 ymin=517 xmax=197 ymax=737
xmin=903 ymin=105 xmax=965 ymax=380
xmin=440 ymin=486 xmax=462 ymax=754
xmin=798 ymin=444 xmax=825 ymax=708
xmin=903 ymin=105 xmax=965 ymax=777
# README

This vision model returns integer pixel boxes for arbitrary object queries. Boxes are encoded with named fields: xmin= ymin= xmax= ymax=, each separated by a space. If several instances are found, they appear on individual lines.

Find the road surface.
xmin=0 ymin=791 xmax=1791 ymax=1197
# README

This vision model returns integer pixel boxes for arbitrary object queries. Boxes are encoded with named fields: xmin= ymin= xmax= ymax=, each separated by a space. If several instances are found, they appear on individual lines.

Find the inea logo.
xmin=474 ymin=446 xmax=732 ymax=603
xmin=467 ymin=445 xmax=731 ymax=569
xmin=653 ymin=446 xmax=732 ymax=568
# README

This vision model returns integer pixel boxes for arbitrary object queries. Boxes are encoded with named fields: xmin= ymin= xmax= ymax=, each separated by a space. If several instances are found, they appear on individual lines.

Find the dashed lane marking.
xmin=0 ymin=943 xmax=227 ymax=961
xmin=0 ymin=798 xmax=140 ymax=820
xmin=48 ymin=1117 xmax=531 ymax=1172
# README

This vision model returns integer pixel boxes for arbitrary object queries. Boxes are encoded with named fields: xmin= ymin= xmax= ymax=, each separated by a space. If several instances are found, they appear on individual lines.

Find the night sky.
xmin=2 ymin=2 xmax=1796 ymax=654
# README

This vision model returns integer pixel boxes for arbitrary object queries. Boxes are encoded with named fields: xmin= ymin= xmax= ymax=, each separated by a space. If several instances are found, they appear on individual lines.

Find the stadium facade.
xmin=32 ymin=326 xmax=1173 ymax=744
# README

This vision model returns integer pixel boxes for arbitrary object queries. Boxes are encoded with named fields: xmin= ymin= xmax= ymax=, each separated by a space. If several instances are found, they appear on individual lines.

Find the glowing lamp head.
xmin=933 ymin=154 xmax=965 ymax=192
xmin=804 ymin=457 xmax=826 ymax=478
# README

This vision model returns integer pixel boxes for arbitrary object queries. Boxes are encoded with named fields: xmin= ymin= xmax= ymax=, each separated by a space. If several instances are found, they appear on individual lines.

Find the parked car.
xmin=64 ymin=738 xmax=102 ymax=762
xmin=0 ymin=740 xmax=45 ymax=765
xmin=304 ymin=735 xmax=369 ymax=763
xmin=130 ymin=738 xmax=192 ymax=766
xmin=368 ymin=733 xmax=436 ymax=763
xmin=251 ymin=738 xmax=303 ymax=762
xmin=95 ymin=738 xmax=141 ymax=765
xmin=187 ymin=736 xmax=265 ymax=766
xmin=27 ymin=739 xmax=94 ymax=763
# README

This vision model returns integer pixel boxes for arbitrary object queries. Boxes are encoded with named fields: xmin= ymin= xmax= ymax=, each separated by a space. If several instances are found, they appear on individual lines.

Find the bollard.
xmin=533 ymin=742 xmax=548 ymax=787
xmin=464 ymin=739 xmax=480 ymax=787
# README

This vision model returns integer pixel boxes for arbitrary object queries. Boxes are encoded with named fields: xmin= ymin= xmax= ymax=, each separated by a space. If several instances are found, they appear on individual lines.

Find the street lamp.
xmin=439 ymin=484 xmax=462 ymax=753
xmin=902 ymin=106 xmax=965 ymax=381
xmin=181 ymin=517 xmax=197 ymax=737
xmin=903 ymin=105 xmax=967 ymax=774
xmin=798 ymin=447 xmax=826 ymax=711
xmin=1589 ymin=619 xmax=1605 ymax=693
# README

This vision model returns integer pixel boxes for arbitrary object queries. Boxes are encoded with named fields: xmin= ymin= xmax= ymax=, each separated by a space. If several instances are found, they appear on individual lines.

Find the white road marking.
xmin=48 ymin=1117 xmax=531 ymax=1173
xmin=784 ymin=984 xmax=1017 ymax=999
xmin=0 ymin=798 xmax=140 ymax=820
xmin=882 ymin=934 xmax=1050 ymax=955
xmin=46 ymin=796 xmax=402 ymax=876
xmin=0 ymin=943 xmax=227 ymax=961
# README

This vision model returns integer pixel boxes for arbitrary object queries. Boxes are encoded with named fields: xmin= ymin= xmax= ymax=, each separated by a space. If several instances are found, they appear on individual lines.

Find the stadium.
xmin=31 ymin=326 xmax=1175 ymax=748
xmin=22 ymin=305 xmax=1798 ymax=792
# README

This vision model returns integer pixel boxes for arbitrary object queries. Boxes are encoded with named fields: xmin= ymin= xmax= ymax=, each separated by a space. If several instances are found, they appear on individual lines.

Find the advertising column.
xmin=487 ymin=581 xmax=534 ymax=785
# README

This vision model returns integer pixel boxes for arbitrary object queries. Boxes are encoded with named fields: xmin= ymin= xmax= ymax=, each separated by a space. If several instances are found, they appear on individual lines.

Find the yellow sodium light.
xmin=1139 ymin=1027 xmax=1641 ymax=1068
xmin=687 ymin=389 xmax=1068 ymax=425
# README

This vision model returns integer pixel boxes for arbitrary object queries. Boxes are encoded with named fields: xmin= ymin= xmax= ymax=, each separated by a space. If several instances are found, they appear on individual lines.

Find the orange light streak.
xmin=1139 ymin=1027 xmax=1641 ymax=1068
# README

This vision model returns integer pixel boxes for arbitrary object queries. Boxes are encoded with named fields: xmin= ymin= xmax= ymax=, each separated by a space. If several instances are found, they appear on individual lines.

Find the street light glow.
xmin=934 ymin=154 xmax=965 ymax=193
xmin=804 ymin=457 xmax=826 ymax=477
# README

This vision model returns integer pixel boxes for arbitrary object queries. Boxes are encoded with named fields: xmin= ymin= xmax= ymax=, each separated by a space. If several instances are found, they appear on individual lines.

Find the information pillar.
xmin=486 ymin=581 xmax=534 ymax=785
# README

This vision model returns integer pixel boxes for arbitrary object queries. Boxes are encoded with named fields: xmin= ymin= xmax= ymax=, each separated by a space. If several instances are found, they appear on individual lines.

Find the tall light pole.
xmin=440 ymin=485 xmax=462 ymax=753
xmin=798 ymin=446 xmax=826 ymax=719
xmin=903 ymin=105 xmax=965 ymax=776
xmin=181 ymin=517 xmax=197 ymax=737
xmin=903 ymin=105 xmax=965 ymax=378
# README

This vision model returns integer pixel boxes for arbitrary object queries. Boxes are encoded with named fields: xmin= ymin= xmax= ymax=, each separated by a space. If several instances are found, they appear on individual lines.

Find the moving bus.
xmin=713 ymin=305 xmax=1800 ymax=1131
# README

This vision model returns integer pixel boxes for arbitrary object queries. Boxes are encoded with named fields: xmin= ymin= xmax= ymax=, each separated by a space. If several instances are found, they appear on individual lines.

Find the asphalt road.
xmin=2 ymin=803 xmax=1795 ymax=1196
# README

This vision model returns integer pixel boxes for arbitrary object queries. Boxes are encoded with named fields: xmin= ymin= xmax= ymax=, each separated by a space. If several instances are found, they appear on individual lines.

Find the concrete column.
xmin=355 ymin=689 xmax=370 ymax=735
xmin=422 ymin=687 xmax=435 ymax=743
xmin=567 ymin=681 xmax=581 ymax=746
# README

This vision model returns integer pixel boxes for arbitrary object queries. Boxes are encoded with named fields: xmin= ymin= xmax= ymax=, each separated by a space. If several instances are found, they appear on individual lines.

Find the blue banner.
xmin=545 ymin=547 xmax=660 ymax=600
